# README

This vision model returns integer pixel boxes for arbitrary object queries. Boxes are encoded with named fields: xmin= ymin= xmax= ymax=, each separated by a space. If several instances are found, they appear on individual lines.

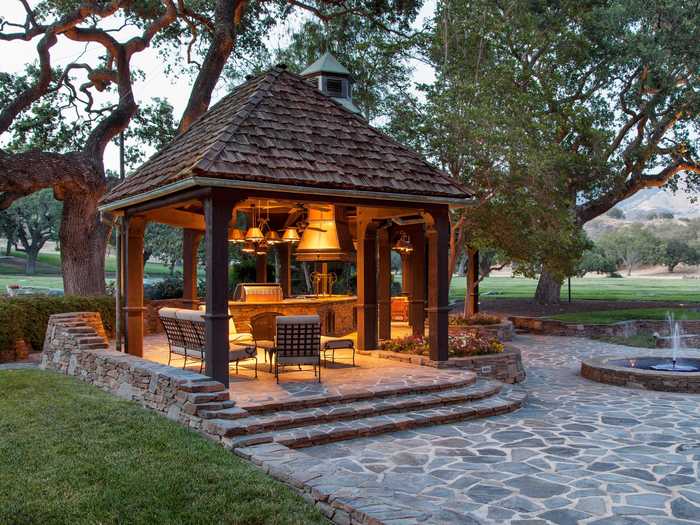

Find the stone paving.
xmin=240 ymin=335 xmax=700 ymax=524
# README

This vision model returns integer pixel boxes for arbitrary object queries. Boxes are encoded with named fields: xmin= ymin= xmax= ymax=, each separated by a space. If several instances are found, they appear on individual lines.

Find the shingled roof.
xmin=101 ymin=65 xmax=471 ymax=208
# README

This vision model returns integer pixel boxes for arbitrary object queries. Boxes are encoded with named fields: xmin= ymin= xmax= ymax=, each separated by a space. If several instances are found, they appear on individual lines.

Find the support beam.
xmin=409 ymin=226 xmax=426 ymax=337
xmin=182 ymin=229 xmax=202 ymax=308
xmin=377 ymin=228 xmax=392 ymax=340
xmin=427 ymin=207 xmax=450 ymax=361
xmin=277 ymin=243 xmax=292 ymax=297
xmin=203 ymin=192 xmax=235 ymax=387
xmin=466 ymin=247 xmax=479 ymax=316
xmin=356 ymin=210 xmax=378 ymax=351
xmin=124 ymin=216 xmax=147 ymax=358
xmin=256 ymin=253 xmax=267 ymax=283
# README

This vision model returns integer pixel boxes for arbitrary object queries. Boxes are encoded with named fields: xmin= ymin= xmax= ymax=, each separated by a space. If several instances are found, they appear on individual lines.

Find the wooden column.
xmin=377 ymin=228 xmax=392 ymax=340
xmin=466 ymin=247 xmax=479 ymax=316
xmin=203 ymin=192 xmax=234 ymax=387
xmin=124 ymin=216 xmax=146 ymax=358
xmin=427 ymin=207 xmax=450 ymax=361
xmin=410 ymin=225 xmax=426 ymax=337
xmin=256 ymin=253 xmax=267 ymax=283
xmin=356 ymin=211 xmax=378 ymax=351
xmin=401 ymin=252 xmax=412 ymax=294
xmin=182 ymin=229 xmax=202 ymax=308
xmin=277 ymin=243 xmax=292 ymax=297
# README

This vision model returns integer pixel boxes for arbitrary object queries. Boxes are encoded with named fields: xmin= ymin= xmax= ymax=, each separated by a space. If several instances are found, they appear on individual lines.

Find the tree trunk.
xmin=25 ymin=248 xmax=38 ymax=275
xmin=5 ymin=238 xmax=10 ymax=256
xmin=60 ymin=192 xmax=109 ymax=296
xmin=535 ymin=269 xmax=563 ymax=304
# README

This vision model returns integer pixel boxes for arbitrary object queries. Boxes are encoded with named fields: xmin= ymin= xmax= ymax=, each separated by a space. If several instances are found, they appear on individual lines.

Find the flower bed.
xmin=380 ymin=333 xmax=504 ymax=358
xmin=447 ymin=314 xmax=514 ymax=342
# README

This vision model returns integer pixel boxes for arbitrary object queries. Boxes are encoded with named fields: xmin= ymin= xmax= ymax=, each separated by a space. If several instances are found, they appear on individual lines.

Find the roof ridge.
xmin=193 ymin=68 xmax=284 ymax=174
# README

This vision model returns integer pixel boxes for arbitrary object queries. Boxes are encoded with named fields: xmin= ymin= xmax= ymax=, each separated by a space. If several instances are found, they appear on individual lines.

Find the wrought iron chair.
xmin=250 ymin=311 xmax=283 ymax=371
xmin=159 ymin=307 xmax=188 ymax=368
xmin=273 ymin=315 xmax=321 ymax=383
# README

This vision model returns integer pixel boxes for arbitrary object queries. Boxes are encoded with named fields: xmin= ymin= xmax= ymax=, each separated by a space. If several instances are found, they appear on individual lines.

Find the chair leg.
xmin=275 ymin=361 xmax=279 ymax=384
xmin=254 ymin=357 xmax=258 ymax=378
xmin=168 ymin=350 xmax=172 ymax=367
xmin=236 ymin=360 xmax=239 ymax=374
xmin=318 ymin=358 xmax=321 ymax=383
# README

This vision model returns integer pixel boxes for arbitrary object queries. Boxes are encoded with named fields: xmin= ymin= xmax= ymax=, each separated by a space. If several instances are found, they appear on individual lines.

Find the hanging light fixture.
xmin=228 ymin=227 xmax=245 ymax=243
xmin=393 ymin=231 xmax=413 ymax=254
xmin=243 ymin=203 xmax=263 ymax=242
xmin=282 ymin=227 xmax=300 ymax=243
xmin=242 ymin=241 xmax=255 ymax=253
xmin=265 ymin=229 xmax=282 ymax=244
xmin=255 ymin=240 xmax=269 ymax=255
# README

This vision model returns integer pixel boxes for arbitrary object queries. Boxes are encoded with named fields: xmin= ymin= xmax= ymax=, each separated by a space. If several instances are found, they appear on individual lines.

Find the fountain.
xmin=581 ymin=311 xmax=700 ymax=393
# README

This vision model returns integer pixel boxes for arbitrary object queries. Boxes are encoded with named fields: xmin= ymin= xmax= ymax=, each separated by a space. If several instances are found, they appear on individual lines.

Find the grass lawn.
xmin=0 ymin=275 xmax=66 ymax=290
xmin=449 ymin=276 xmax=700 ymax=303
xmin=591 ymin=334 xmax=658 ymax=349
xmin=550 ymin=307 xmax=700 ymax=325
xmin=0 ymin=370 xmax=326 ymax=525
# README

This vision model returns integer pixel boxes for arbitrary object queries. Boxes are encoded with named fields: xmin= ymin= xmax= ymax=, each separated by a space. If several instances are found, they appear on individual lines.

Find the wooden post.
xmin=356 ymin=211 xmax=378 ymax=351
xmin=183 ymin=229 xmax=202 ymax=309
xmin=410 ymin=225 xmax=426 ymax=337
xmin=466 ymin=247 xmax=479 ymax=316
xmin=203 ymin=192 xmax=234 ymax=387
xmin=124 ymin=216 xmax=146 ymax=358
xmin=278 ymin=243 xmax=292 ymax=297
xmin=401 ymin=252 xmax=411 ymax=294
xmin=256 ymin=253 xmax=267 ymax=283
xmin=427 ymin=207 xmax=450 ymax=361
xmin=377 ymin=228 xmax=391 ymax=340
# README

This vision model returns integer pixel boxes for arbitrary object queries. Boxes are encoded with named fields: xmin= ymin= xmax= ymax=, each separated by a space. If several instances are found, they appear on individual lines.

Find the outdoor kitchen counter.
xmin=228 ymin=295 xmax=357 ymax=336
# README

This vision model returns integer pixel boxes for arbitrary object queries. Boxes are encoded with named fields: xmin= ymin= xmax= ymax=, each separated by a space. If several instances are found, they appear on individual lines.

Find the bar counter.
xmin=228 ymin=295 xmax=357 ymax=336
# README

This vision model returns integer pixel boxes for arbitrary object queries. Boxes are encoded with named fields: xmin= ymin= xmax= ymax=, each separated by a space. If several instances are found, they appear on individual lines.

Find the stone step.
xmin=224 ymin=388 xmax=527 ymax=449
xmin=199 ymin=406 xmax=250 ymax=420
xmin=178 ymin=380 xmax=227 ymax=394
xmin=239 ymin=373 xmax=478 ymax=414
xmin=203 ymin=380 xmax=502 ymax=436
xmin=184 ymin=400 xmax=235 ymax=416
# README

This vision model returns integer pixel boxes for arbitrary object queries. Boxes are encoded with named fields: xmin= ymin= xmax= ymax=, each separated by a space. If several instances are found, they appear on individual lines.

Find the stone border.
xmin=581 ymin=355 xmax=700 ymax=393
xmin=511 ymin=316 xmax=700 ymax=338
xmin=448 ymin=320 xmax=514 ymax=341
xmin=358 ymin=347 xmax=525 ymax=384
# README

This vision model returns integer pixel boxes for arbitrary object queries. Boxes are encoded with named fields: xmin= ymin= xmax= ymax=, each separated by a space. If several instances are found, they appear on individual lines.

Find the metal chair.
xmin=250 ymin=311 xmax=283 ymax=371
xmin=159 ymin=307 xmax=188 ymax=368
xmin=273 ymin=315 xmax=321 ymax=384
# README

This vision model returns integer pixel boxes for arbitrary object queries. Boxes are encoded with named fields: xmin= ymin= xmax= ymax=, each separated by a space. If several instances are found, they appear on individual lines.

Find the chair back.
xmin=251 ymin=312 xmax=283 ymax=342
xmin=175 ymin=309 xmax=206 ymax=353
xmin=275 ymin=315 xmax=321 ymax=359
xmin=159 ymin=308 xmax=185 ymax=350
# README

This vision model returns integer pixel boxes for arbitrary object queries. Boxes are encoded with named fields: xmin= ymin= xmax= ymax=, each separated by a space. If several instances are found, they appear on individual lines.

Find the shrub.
xmin=144 ymin=277 xmax=183 ymax=300
xmin=0 ymin=296 xmax=115 ymax=353
xmin=448 ymin=313 xmax=502 ymax=326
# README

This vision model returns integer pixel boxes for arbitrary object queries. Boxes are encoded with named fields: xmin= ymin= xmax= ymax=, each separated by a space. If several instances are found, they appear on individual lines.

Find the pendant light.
xmin=242 ymin=241 xmax=255 ymax=253
xmin=245 ymin=203 xmax=264 ymax=242
xmin=282 ymin=227 xmax=300 ymax=243
xmin=393 ymin=231 xmax=413 ymax=254
xmin=228 ymin=227 xmax=245 ymax=243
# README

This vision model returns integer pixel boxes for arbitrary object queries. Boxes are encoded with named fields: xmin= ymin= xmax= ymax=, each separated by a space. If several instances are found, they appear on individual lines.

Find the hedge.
xmin=0 ymin=296 xmax=115 ymax=353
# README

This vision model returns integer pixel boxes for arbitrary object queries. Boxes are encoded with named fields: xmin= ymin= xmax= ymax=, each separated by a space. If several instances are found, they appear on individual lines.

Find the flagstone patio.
xmin=238 ymin=335 xmax=700 ymax=525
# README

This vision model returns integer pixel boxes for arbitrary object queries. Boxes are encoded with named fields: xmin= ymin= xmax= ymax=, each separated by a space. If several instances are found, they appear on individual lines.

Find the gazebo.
xmin=100 ymin=58 xmax=472 ymax=386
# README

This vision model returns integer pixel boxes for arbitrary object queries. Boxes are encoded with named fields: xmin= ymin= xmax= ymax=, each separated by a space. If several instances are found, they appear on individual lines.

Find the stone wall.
xmin=40 ymin=311 xmax=234 ymax=430
xmin=360 ymin=347 xmax=526 ymax=384
xmin=511 ymin=316 xmax=700 ymax=338
xmin=581 ymin=356 xmax=700 ymax=393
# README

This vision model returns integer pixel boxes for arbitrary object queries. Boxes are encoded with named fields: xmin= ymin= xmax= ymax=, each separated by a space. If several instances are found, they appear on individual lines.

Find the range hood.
xmin=295 ymin=206 xmax=354 ymax=262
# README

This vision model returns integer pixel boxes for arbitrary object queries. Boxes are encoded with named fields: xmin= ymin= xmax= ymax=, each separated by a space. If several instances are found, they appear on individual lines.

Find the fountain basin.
xmin=581 ymin=355 xmax=700 ymax=393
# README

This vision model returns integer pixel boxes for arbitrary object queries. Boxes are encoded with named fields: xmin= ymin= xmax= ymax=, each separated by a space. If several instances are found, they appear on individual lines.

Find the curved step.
xmin=203 ymin=380 xmax=502 ymax=437
xmin=222 ymin=386 xmax=527 ymax=449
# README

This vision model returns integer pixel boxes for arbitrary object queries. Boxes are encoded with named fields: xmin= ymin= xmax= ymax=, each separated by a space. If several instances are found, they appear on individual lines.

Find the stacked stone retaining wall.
xmin=511 ymin=316 xmax=700 ymax=338
xmin=40 ymin=311 xmax=232 ymax=431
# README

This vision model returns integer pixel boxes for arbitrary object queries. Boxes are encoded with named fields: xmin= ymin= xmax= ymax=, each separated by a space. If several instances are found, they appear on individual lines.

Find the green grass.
xmin=0 ymin=369 xmax=325 ymax=525
xmin=591 ymin=334 xmax=658 ymax=349
xmin=449 ymin=276 xmax=700 ymax=303
xmin=0 ymin=275 xmax=65 ymax=290
xmin=550 ymin=307 xmax=700 ymax=325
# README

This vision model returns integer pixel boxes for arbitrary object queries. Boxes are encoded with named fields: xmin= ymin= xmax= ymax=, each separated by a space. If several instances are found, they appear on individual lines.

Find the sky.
xmin=1 ymin=1 xmax=436 ymax=173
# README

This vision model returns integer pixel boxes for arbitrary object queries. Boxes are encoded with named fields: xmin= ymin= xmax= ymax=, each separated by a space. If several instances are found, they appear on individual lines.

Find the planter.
xmin=0 ymin=339 xmax=31 ymax=363
xmin=448 ymin=321 xmax=514 ymax=342
xmin=362 ymin=346 xmax=526 ymax=384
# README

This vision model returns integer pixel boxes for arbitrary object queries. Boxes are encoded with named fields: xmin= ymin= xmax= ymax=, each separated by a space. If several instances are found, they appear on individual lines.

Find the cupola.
xmin=301 ymin=52 xmax=362 ymax=115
